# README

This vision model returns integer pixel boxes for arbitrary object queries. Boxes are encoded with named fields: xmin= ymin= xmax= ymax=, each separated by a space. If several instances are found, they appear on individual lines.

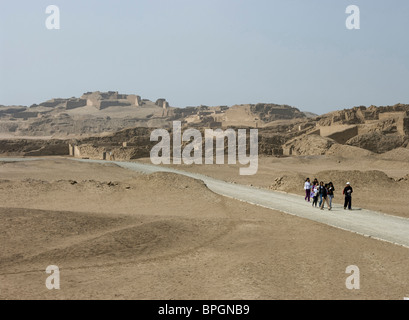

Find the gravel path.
xmin=2 ymin=157 xmax=409 ymax=249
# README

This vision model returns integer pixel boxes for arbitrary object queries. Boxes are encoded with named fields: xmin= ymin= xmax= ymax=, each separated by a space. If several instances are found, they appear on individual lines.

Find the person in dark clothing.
xmin=320 ymin=183 xmax=331 ymax=210
xmin=327 ymin=182 xmax=335 ymax=210
xmin=343 ymin=182 xmax=353 ymax=210
xmin=318 ymin=181 xmax=325 ymax=207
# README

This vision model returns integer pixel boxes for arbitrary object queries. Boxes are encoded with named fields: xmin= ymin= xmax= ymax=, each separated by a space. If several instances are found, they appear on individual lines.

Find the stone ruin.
xmin=155 ymin=98 xmax=170 ymax=117
xmin=82 ymin=91 xmax=142 ymax=110
xmin=282 ymin=105 xmax=409 ymax=155
xmin=37 ymin=98 xmax=87 ymax=110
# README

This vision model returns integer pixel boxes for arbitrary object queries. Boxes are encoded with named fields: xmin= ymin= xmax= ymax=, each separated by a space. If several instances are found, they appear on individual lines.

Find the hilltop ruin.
xmin=0 ymin=92 xmax=408 ymax=158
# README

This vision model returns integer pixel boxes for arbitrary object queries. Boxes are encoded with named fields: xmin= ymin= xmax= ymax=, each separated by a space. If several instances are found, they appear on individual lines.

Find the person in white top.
xmin=304 ymin=178 xmax=311 ymax=202
xmin=311 ymin=182 xmax=319 ymax=207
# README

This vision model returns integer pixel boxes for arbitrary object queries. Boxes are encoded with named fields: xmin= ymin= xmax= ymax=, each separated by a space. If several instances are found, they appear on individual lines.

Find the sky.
xmin=0 ymin=0 xmax=408 ymax=115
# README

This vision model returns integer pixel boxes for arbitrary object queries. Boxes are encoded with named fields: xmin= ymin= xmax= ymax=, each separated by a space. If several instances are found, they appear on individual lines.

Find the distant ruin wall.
xmin=156 ymin=99 xmax=167 ymax=107
xmin=40 ymin=99 xmax=66 ymax=108
xmin=72 ymin=144 xmax=147 ymax=160
xmin=99 ymin=100 xmax=132 ymax=109
xmin=126 ymin=95 xmax=142 ymax=106
xmin=13 ymin=112 xmax=39 ymax=119
xmin=65 ymin=99 xmax=87 ymax=110
xmin=69 ymin=143 xmax=74 ymax=156
xmin=74 ymin=145 xmax=81 ymax=157
xmin=398 ymin=117 xmax=409 ymax=136
xmin=0 ymin=139 xmax=68 ymax=156
xmin=77 ymin=145 xmax=104 ymax=159
xmin=323 ymin=126 xmax=359 ymax=144
xmin=379 ymin=112 xmax=407 ymax=121
xmin=86 ymin=98 xmax=98 ymax=107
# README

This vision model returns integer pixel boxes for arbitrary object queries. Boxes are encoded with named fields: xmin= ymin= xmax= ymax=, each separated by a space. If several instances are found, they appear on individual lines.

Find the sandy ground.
xmin=0 ymin=158 xmax=409 ymax=300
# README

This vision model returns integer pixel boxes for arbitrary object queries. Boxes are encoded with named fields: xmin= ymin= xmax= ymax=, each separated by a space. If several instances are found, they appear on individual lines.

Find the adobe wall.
xmin=156 ymin=99 xmax=167 ymax=107
xmin=282 ymin=145 xmax=294 ymax=156
xmin=126 ymin=95 xmax=142 ymax=106
xmin=69 ymin=144 xmax=74 ymax=156
xmin=13 ymin=112 xmax=39 ymax=119
xmin=65 ymin=99 xmax=87 ymax=110
xmin=397 ymin=117 xmax=409 ymax=136
xmin=99 ymin=100 xmax=132 ymax=109
xmin=378 ymin=112 xmax=407 ymax=121
xmin=318 ymin=125 xmax=358 ymax=144
xmin=40 ymin=99 xmax=66 ymax=108
xmin=73 ymin=145 xmax=81 ymax=157
xmin=87 ymin=98 xmax=100 ymax=108
xmin=72 ymin=144 xmax=144 ymax=160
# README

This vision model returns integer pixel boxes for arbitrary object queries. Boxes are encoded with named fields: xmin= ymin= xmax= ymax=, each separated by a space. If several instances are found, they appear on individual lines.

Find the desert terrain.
xmin=0 ymin=157 xmax=409 ymax=300
xmin=1 ymin=92 xmax=409 ymax=300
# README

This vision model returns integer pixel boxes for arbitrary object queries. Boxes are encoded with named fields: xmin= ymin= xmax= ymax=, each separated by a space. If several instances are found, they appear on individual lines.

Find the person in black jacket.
xmin=343 ymin=182 xmax=353 ymax=210
xmin=320 ymin=183 xmax=331 ymax=210
xmin=327 ymin=182 xmax=335 ymax=210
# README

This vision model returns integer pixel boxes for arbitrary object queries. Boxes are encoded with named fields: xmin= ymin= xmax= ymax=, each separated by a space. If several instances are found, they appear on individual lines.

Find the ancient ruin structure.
xmin=282 ymin=106 xmax=409 ymax=155
xmin=82 ymin=91 xmax=143 ymax=110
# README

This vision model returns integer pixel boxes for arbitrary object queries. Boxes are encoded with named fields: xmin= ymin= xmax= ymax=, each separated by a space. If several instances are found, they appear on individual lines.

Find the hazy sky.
xmin=0 ymin=0 xmax=408 ymax=114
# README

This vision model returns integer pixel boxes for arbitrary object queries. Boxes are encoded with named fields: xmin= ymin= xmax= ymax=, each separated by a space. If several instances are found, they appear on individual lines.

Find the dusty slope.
xmin=0 ymin=159 xmax=408 ymax=300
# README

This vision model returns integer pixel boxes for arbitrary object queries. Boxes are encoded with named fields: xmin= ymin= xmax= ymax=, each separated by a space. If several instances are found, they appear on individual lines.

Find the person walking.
xmin=312 ymin=182 xmax=319 ymax=207
xmin=320 ymin=183 xmax=331 ymax=210
xmin=327 ymin=182 xmax=335 ymax=210
xmin=343 ymin=182 xmax=353 ymax=210
xmin=304 ymin=178 xmax=311 ymax=202
xmin=318 ymin=181 xmax=325 ymax=207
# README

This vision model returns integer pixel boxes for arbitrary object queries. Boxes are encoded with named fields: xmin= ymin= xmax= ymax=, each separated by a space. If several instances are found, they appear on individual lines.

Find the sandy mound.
xmin=141 ymin=171 xmax=208 ymax=191
xmin=0 ymin=207 xmax=229 ymax=271
xmin=0 ymin=208 xmax=132 ymax=266
xmin=0 ymin=168 xmax=223 ymax=219
xmin=346 ymin=132 xmax=406 ymax=153
xmin=377 ymin=148 xmax=409 ymax=161
xmin=325 ymin=144 xmax=374 ymax=158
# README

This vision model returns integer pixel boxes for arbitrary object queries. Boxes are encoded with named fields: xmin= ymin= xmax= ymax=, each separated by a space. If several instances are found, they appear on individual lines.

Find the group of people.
xmin=304 ymin=178 xmax=354 ymax=211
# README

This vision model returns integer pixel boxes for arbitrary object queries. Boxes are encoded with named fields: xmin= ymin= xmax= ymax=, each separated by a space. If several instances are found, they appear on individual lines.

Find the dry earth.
xmin=0 ymin=158 xmax=408 ymax=300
